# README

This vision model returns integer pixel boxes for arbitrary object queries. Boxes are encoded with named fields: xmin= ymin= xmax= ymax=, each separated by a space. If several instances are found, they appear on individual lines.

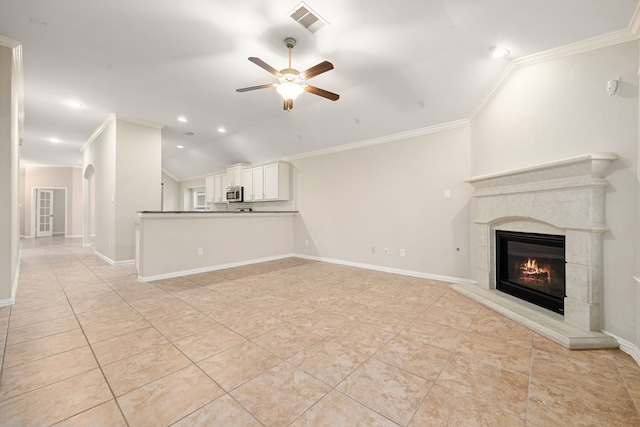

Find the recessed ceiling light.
xmin=178 ymin=116 xmax=188 ymax=122
xmin=217 ymin=127 xmax=226 ymax=133
xmin=177 ymin=145 xmax=184 ymax=149
xmin=65 ymin=100 xmax=84 ymax=109
xmin=489 ymin=46 xmax=510 ymax=58
xmin=49 ymin=137 xmax=61 ymax=143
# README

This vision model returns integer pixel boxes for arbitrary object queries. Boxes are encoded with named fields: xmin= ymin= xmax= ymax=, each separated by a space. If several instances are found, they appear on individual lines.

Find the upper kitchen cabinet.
xmin=243 ymin=166 xmax=264 ymax=202
xmin=205 ymin=173 xmax=227 ymax=204
xmin=205 ymin=175 xmax=214 ymax=203
xmin=264 ymin=162 xmax=290 ymax=201
xmin=226 ymin=164 xmax=248 ymax=187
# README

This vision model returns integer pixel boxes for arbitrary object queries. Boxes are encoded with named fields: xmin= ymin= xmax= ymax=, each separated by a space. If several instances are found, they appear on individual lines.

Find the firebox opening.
xmin=496 ymin=230 xmax=566 ymax=314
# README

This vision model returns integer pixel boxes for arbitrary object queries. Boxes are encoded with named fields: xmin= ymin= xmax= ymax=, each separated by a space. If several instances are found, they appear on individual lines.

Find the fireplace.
xmin=454 ymin=153 xmax=619 ymax=349
xmin=496 ymin=231 xmax=565 ymax=314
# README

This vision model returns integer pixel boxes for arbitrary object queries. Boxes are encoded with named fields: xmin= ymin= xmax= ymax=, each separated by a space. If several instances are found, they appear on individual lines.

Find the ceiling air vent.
xmin=288 ymin=2 xmax=328 ymax=33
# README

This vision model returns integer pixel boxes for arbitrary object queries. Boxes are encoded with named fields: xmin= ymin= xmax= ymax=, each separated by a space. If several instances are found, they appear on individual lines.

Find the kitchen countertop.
xmin=138 ymin=210 xmax=298 ymax=214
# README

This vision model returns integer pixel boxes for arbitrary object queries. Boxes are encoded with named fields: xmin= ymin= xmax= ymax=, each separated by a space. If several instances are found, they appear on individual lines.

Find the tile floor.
xmin=0 ymin=236 xmax=639 ymax=426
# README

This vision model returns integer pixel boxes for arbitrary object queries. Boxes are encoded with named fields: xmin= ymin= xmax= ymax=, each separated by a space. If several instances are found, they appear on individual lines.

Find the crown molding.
xmin=283 ymin=119 xmax=470 ymax=162
xmin=20 ymin=163 xmax=82 ymax=169
xmin=0 ymin=34 xmax=20 ymax=49
xmin=161 ymin=168 xmax=180 ymax=182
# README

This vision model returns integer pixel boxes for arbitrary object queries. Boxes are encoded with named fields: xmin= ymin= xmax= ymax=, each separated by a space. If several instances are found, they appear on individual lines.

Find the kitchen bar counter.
xmin=136 ymin=210 xmax=297 ymax=281
xmin=138 ymin=210 xmax=298 ymax=214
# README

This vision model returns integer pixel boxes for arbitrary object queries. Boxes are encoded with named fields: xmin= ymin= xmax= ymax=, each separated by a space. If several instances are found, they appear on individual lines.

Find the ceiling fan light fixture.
xmin=276 ymin=81 xmax=304 ymax=100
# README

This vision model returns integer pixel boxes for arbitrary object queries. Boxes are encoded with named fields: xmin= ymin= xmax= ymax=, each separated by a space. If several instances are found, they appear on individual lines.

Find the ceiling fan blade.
xmin=248 ymin=57 xmax=281 ymax=77
xmin=304 ymin=85 xmax=340 ymax=101
xmin=236 ymin=84 xmax=276 ymax=92
xmin=300 ymin=61 xmax=334 ymax=80
xmin=283 ymin=99 xmax=293 ymax=111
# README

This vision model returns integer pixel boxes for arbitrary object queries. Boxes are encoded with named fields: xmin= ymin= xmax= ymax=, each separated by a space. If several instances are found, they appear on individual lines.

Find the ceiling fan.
xmin=236 ymin=37 xmax=339 ymax=111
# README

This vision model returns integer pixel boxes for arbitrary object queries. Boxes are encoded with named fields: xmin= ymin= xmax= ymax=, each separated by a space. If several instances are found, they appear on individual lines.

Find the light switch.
xmin=444 ymin=190 xmax=451 ymax=199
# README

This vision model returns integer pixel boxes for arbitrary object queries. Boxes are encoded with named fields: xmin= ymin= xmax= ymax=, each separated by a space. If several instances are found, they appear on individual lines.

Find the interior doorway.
xmin=33 ymin=187 xmax=67 ymax=238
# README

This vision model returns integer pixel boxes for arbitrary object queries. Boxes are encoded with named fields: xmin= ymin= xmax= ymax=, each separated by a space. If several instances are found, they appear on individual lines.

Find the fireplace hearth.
xmin=496 ymin=231 xmax=565 ymax=314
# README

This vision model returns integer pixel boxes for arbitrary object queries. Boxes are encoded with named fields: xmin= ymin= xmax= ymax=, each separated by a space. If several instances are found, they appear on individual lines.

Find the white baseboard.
xmin=293 ymin=253 xmax=477 ymax=286
xmin=605 ymin=331 xmax=640 ymax=366
xmin=94 ymin=250 xmax=135 ymax=266
xmin=0 ymin=296 xmax=15 ymax=307
xmin=138 ymin=253 xmax=295 ymax=282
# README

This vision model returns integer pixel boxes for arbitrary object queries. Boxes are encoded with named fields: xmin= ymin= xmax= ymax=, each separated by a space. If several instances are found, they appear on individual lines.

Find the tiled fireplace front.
xmin=454 ymin=153 xmax=619 ymax=349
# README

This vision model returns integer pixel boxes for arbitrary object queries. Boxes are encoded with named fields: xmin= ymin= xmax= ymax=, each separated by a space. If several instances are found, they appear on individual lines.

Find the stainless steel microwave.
xmin=226 ymin=185 xmax=243 ymax=202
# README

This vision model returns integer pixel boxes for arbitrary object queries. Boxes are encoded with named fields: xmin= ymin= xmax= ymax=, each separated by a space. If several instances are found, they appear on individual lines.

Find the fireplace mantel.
xmin=454 ymin=152 xmax=618 ymax=349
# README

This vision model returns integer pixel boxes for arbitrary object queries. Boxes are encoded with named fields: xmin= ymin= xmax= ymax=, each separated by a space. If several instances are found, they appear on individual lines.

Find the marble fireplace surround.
xmin=453 ymin=152 xmax=619 ymax=349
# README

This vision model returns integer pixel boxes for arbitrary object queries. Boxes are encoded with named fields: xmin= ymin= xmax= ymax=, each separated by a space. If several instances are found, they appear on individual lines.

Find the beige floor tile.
xmin=457 ymin=331 xmax=532 ymax=375
xmin=0 ymin=369 xmax=113 ymax=427
xmin=171 ymin=394 xmax=262 ymax=427
xmin=153 ymin=311 xmax=220 ymax=341
xmin=0 ymin=345 xmax=98 ymax=400
xmin=374 ymin=334 xmax=452 ymax=381
xmin=231 ymin=362 xmax=330 ymax=426
xmin=416 ymin=305 xmax=478 ymax=331
xmin=326 ymin=321 xmax=395 ymax=356
xmin=82 ymin=314 xmax=151 ymax=344
xmin=6 ymin=315 xmax=80 ymax=346
xmin=467 ymin=307 xmax=533 ymax=347
xmin=288 ymin=309 xmax=350 ymax=336
xmin=52 ymin=399 xmax=127 ymax=427
xmin=431 ymin=290 xmax=483 ymax=315
xmin=410 ymin=384 xmax=525 ymax=426
xmin=222 ymin=311 xmax=283 ymax=338
xmin=91 ymin=326 xmax=170 ymax=366
xmin=3 ymin=328 xmax=88 ymax=368
xmin=173 ymin=323 xmax=246 ymax=361
xmin=291 ymin=389 xmax=399 ymax=427
xmin=117 ymin=365 xmax=224 ymax=427
xmin=253 ymin=324 xmax=322 ymax=359
xmin=400 ymin=320 xmax=465 ymax=352
xmin=527 ymin=379 xmax=640 ymax=426
xmin=102 ymin=343 xmax=192 ymax=396
xmin=8 ymin=303 xmax=75 ymax=329
xmin=530 ymin=347 xmax=636 ymax=409
xmin=288 ymin=339 xmax=369 ymax=387
xmin=337 ymin=358 xmax=433 ymax=426
xmin=436 ymin=354 xmax=529 ymax=419
xmin=198 ymin=341 xmax=282 ymax=391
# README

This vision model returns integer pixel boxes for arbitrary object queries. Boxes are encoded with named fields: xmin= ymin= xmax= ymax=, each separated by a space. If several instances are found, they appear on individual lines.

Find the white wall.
xmin=114 ymin=119 xmax=162 ymax=260
xmin=470 ymin=41 xmax=639 ymax=346
xmin=161 ymin=171 xmax=180 ymax=211
xmin=291 ymin=125 xmax=473 ymax=279
xmin=0 ymin=37 xmax=22 ymax=305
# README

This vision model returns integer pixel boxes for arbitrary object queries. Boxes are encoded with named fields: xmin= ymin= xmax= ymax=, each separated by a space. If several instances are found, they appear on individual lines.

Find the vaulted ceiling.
xmin=1 ymin=0 xmax=638 ymax=180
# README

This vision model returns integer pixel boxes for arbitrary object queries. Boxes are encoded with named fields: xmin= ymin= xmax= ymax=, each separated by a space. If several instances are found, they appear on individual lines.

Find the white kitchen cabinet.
xmin=213 ymin=173 xmax=226 ymax=203
xmin=242 ymin=168 xmax=253 ymax=201
xmin=264 ymin=162 xmax=289 ymax=201
xmin=226 ymin=164 xmax=247 ymax=187
xmin=205 ymin=175 xmax=214 ymax=203
xmin=242 ymin=166 xmax=264 ymax=202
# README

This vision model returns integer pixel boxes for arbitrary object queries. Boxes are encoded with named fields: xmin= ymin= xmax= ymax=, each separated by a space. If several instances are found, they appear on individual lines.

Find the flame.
xmin=520 ymin=258 xmax=551 ymax=282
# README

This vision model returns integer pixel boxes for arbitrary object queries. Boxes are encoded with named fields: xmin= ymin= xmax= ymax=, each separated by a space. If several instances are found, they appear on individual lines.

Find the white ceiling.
xmin=1 ymin=0 xmax=638 ymax=180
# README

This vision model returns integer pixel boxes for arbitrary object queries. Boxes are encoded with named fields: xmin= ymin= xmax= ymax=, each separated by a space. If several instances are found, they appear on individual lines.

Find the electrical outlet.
xmin=371 ymin=246 xmax=376 ymax=253
xmin=197 ymin=248 xmax=203 ymax=256
xmin=305 ymin=239 xmax=309 ymax=246
xmin=400 ymin=249 xmax=406 ymax=257
xmin=108 ymin=241 xmax=111 ymax=249
xmin=384 ymin=247 xmax=389 ymax=255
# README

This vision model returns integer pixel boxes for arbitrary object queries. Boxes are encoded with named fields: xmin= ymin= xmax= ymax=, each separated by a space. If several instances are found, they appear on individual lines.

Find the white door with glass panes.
xmin=36 ymin=189 xmax=54 ymax=237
